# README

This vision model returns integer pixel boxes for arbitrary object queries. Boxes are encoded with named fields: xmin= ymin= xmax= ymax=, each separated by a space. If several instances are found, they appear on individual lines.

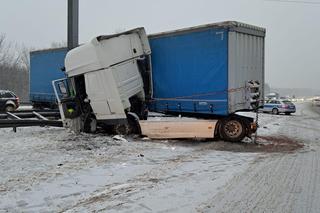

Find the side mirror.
xmin=58 ymin=82 xmax=67 ymax=95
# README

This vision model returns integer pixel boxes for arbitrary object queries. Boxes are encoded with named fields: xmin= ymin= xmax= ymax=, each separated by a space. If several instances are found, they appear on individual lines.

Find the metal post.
xmin=68 ymin=0 xmax=79 ymax=50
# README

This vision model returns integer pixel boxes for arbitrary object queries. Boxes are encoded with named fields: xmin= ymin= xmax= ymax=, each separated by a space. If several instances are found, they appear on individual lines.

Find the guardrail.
xmin=0 ymin=110 xmax=62 ymax=132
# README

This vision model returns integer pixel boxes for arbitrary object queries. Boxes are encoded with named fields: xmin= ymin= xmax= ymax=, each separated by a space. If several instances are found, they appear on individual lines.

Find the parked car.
xmin=0 ymin=90 xmax=19 ymax=112
xmin=262 ymin=99 xmax=296 ymax=115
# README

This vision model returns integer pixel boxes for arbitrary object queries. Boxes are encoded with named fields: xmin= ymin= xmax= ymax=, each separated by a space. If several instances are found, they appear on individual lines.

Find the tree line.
xmin=0 ymin=33 xmax=67 ymax=103
xmin=0 ymin=34 xmax=30 ymax=102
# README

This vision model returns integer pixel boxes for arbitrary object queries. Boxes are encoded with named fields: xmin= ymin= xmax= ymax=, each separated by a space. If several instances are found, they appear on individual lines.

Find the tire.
xmin=129 ymin=97 xmax=148 ymax=120
xmin=285 ymin=112 xmax=291 ymax=115
xmin=219 ymin=117 xmax=246 ymax=142
xmin=272 ymin=108 xmax=279 ymax=115
xmin=5 ymin=105 xmax=15 ymax=112
xmin=113 ymin=124 xmax=131 ymax=135
xmin=127 ymin=112 xmax=141 ymax=135
xmin=83 ymin=114 xmax=97 ymax=133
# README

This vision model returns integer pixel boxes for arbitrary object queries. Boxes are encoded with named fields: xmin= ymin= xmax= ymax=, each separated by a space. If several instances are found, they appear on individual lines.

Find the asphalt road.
xmin=200 ymin=102 xmax=320 ymax=213
xmin=310 ymin=103 xmax=320 ymax=115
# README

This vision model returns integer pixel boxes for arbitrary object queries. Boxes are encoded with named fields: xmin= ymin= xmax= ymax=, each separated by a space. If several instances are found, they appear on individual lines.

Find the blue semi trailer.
xmin=30 ymin=48 xmax=67 ymax=108
xmin=148 ymin=21 xmax=265 ymax=116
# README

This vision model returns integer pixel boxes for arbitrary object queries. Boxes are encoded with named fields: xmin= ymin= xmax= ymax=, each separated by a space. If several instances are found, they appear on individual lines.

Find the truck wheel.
xmin=5 ymin=105 xmax=15 ymax=112
xmin=219 ymin=117 xmax=246 ymax=142
xmin=127 ymin=112 xmax=141 ymax=134
xmin=129 ymin=97 xmax=148 ymax=120
xmin=272 ymin=108 xmax=279 ymax=115
xmin=83 ymin=115 xmax=97 ymax=133
xmin=113 ymin=124 xmax=131 ymax=135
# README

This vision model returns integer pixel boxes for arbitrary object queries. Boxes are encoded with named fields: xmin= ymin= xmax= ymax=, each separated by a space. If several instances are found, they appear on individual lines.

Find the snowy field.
xmin=0 ymin=102 xmax=320 ymax=212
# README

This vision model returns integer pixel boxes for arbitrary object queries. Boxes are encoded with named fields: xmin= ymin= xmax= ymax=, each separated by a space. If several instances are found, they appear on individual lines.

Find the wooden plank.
xmin=139 ymin=120 xmax=217 ymax=139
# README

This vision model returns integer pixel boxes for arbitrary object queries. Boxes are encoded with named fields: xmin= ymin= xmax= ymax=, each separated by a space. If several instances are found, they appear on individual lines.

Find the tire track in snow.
xmin=199 ymin=103 xmax=320 ymax=213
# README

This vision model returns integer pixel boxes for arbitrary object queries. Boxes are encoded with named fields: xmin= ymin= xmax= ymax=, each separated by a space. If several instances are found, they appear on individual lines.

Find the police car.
xmin=262 ymin=99 xmax=296 ymax=115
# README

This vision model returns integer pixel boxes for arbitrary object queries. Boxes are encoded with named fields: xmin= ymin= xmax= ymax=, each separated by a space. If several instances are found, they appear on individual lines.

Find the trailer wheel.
xmin=219 ymin=117 xmax=246 ymax=142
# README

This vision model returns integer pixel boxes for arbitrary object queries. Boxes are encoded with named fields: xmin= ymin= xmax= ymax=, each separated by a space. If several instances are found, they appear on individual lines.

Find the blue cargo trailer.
xmin=30 ymin=48 xmax=67 ymax=108
xmin=148 ymin=21 xmax=265 ymax=116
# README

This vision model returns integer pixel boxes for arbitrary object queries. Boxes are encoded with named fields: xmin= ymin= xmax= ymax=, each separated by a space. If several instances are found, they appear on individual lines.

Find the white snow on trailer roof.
xmin=149 ymin=21 xmax=266 ymax=38
xmin=30 ymin=47 xmax=68 ymax=55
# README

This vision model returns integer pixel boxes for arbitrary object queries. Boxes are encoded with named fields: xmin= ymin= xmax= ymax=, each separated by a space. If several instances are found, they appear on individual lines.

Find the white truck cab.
xmin=53 ymin=28 xmax=151 ymax=133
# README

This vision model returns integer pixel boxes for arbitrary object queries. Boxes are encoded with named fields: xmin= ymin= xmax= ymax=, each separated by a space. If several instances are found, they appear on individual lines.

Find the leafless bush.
xmin=0 ymin=33 xmax=31 ymax=102
xmin=0 ymin=34 xmax=68 ymax=102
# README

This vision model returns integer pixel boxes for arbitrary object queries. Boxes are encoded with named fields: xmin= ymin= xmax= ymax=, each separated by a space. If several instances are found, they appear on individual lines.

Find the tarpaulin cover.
xmin=30 ymin=49 xmax=67 ymax=103
xmin=149 ymin=28 xmax=229 ymax=115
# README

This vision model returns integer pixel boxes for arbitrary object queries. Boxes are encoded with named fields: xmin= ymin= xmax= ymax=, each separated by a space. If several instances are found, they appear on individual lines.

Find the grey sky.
xmin=0 ymin=0 xmax=319 ymax=90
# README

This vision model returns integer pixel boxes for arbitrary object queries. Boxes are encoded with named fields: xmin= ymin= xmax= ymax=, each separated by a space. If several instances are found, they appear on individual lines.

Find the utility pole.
xmin=67 ymin=0 xmax=79 ymax=50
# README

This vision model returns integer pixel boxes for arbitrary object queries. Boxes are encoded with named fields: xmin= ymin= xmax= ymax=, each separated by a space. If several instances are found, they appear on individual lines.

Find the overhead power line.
xmin=264 ymin=0 xmax=320 ymax=4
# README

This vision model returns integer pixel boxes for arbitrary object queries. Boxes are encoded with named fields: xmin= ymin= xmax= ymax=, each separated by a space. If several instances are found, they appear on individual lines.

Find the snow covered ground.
xmin=0 ymin=102 xmax=319 ymax=212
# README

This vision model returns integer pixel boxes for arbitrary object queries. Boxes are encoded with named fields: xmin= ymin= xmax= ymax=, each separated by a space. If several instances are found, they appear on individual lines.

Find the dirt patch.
xmin=198 ymin=136 xmax=304 ymax=153
xmin=256 ymin=136 xmax=304 ymax=152
xmin=157 ymin=136 xmax=304 ymax=153
xmin=57 ymin=133 xmax=124 ymax=151
xmin=56 ymin=131 xmax=304 ymax=154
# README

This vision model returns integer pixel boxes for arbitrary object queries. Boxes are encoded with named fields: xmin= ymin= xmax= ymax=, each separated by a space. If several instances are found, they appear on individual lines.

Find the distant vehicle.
xmin=262 ymin=99 xmax=296 ymax=115
xmin=0 ymin=90 xmax=19 ymax=112
xmin=313 ymin=98 xmax=320 ymax=107
xmin=266 ymin=92 xmax=280 ymax=100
